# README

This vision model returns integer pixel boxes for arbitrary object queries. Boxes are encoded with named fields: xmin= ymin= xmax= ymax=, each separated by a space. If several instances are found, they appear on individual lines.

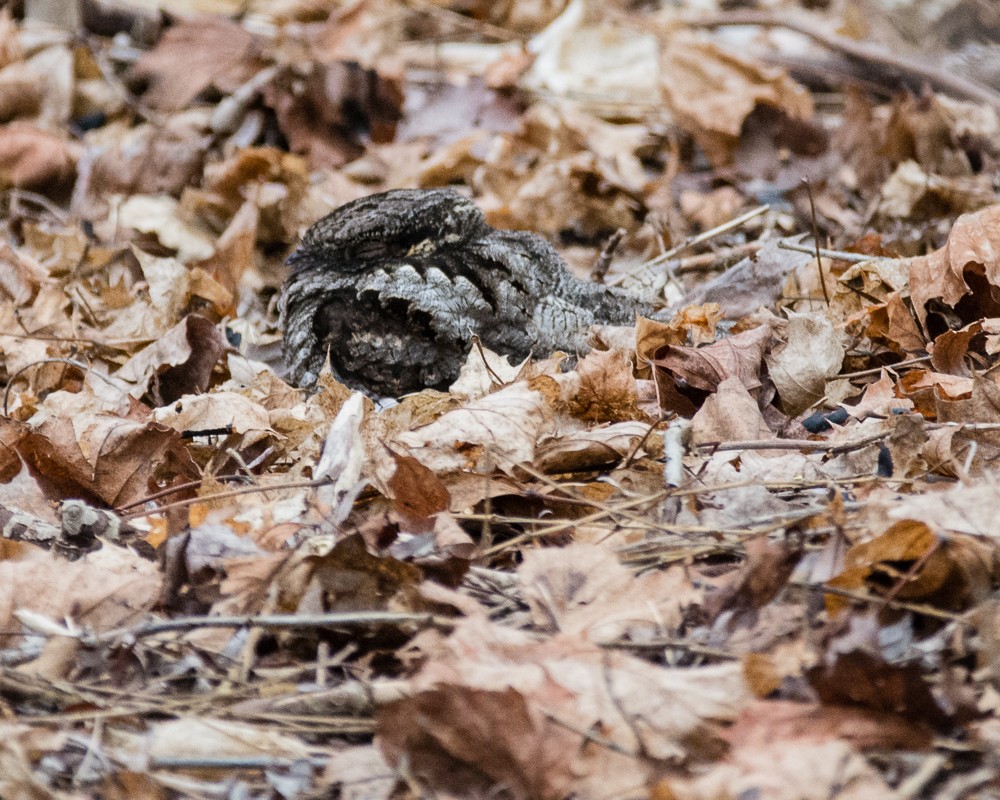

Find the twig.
xmin=480 ymin=491 xmax=665 ymax=557
xmin=471 ymin=334 xmax=507 ymax=386
xmin=5 ymin=188 xmax=70 ymax=224
xmin=607 ymin=205 xmax=769 ymax=286
xmin=400 ymin=0 xmax=517 ymax=41
xmin=149 ymin=756 xmax=330 ymax=771
xmin=114 ymin=473 xmax=255 ymax=512
xmin=694 ymin=432 xmax=887 ymax=454
xmin=118 ymin=477 xmax=329 ymax=520
xmin=93 ymin=611 xmax=454 ymax=643
xmin=777 ymin=240 xmax=888 ymax=262
xmin=673 ymin=241 xmax=762 ymax=274
xmin=591 ymin=228 xmax=626 ymax=283
xmin=693 ymin=10 xmax=1000 ymax=112
xmin=622 ymin=415 xmax=666 ymax=469
xmin=801 ymin=178 xmax=830 ymax=305
xmin=697 ymin=423 xmax=1000 ymax=456
xmin=601 ymin=637 xmax=737 ymax=660
xmin=795 ymin=581 xmax=967 ymax=623
xmin=838 ymin=355 xmax=931 ymax=378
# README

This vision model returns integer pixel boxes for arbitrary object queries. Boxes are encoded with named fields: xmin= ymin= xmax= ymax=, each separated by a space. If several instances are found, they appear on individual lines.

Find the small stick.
xmin=591 ymin=228 xmax=626 ymax=283
xmin=119 ymin=477 xmax=330 ymax=520
xmin=673 ymin=241 xmax=762 ymax=273
xmin=607 ymin=205 xmax=769 ymax=285
xmin=777 ymin=241 xmax=886 ymax=262
xmin=93 ymin=611 xmax=454 ymax=643
xmin=471 ymin=334 xmax=507 ymax=386
xmin=838 ymin=355 xmax=931 ymax=379
xmin=801 ymin=178 xmax=830 ymax=306
xmin=694 ymin=432 xmax=888 ymax=454
xmin=692 ymin=10 xmax=1000 ymax=112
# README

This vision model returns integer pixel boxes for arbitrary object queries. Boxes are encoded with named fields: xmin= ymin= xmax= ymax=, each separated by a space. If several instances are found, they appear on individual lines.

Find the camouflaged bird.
xmin=279 ymin=188 xmax=654 ymax=396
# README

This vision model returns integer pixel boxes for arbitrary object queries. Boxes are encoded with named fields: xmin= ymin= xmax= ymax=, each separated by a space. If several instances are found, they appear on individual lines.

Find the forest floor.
xmin=3 ymin=0 xmax=1000 ymax=798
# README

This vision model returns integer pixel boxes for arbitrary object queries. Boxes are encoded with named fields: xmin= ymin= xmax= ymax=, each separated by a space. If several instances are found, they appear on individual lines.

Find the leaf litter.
xmin=3 ymin=0 xmax=1000 ymax=798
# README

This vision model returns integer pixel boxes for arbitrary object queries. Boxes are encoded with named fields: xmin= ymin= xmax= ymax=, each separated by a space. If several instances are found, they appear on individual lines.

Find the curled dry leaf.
xmin=116 ymin=314 xmax=226 ymax=404
xmin=0 ymin=121 xmax=79 ymax=190
xmin=118 ymin=195 xmax=216 ymax=263
xmin=534 ymin=420 xmax=658 ymax=474
xmin=100 ymin=250 xmax=191 ymax=340
xmin=826 ymin=519 xmax=996 ymax=614
xmin=394 ymin=381 xmax=553 ymax=474
xmin=660 ymin=31 xmax=813 ymax=167
xmin=909 ymin=203 xmax=1000 ymax=327
xmin=153 ymin=391 xmax=272 ymax=438
xmin=652 ymin=323 xmax=772 ymax=405
xmin=22 ymin=412 xmax=197 ymax=507
xmin=523 ymin=0 xmax=661 ymax=112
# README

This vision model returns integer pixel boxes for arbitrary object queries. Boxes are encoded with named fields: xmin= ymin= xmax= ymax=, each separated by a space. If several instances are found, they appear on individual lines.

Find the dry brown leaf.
xmin=522 ymin=4 xmax=661 ymax=110
xmin=100 ymin=250 xmax=192 ymax=340
xmin=565 ymin=347 xmax=643 ymax=423
xmin=705 ymin=538 xmax=802 ymax=623
xmin=0 ymin=546 xmax=159 ymax=638
xmin=660 ymin=31 xmax=812 ymax=167
xmin=263 ymin=60 xmax=403 ymax=170
xmin=118 ymin=194 xmax=216 ymax=263
xmin=296 ymin=533 xmax=423 ymax=614
xmin=152 ymin=391 xmax=273 ymax=438
xmin=652 ymin=324 xmax=771 ymax=396
xmin=766 ymin=311 xmax=845 ymax=415
xmin=690 ymin=376 xmax=773 ymax=445
xmin=0 ymin=724 xmax=72 ymax=800
xmin=518 ymin=542 xmax=698 ymax=642
xmin=909 ymin=204 xmax=1000 ymax=326
xmin=128 ymin=16 xmax=263 ymax=111
xmin=393 ymin=381 xmax=553 ymax=474
xmin=379 ymin=619 xmax=751 ymax=800
xmin=478 ymin=103 xmax=648 ymax=237
xmin=659 ymin=739 xmax=896 ymax=800
xmin=322 ymin=745 xmax=396 ymax=800
xmin=534 ymin=420 xmax=657 ymax=474
xmin=387 ymin=450 xmax=450 ymax=531
xmin=193 ymin=198 xmax=258 ymax=307
xmin=827 ymin=519 xmax=995 ymax=614
xmin=0 ymin=121 xmax=79 ymax=189
xmin=22 ymin=411 xmax=197 ymax=507
xmin=147 ymin=718 xmax=314 ymax=765
xmin=683 ymin=240 xmax=812 ymax=319
xmin=116 ymin=314 xmax=225 ymax=404
xmin=726 ymin=699 xmax=931 ymax=751
xmin=73 ymin=118 xmax=210 ymax=218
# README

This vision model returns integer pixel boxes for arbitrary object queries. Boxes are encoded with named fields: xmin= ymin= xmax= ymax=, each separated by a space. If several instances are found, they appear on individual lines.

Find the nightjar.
xmin=279 ymin=188 xmax=654 ymax=396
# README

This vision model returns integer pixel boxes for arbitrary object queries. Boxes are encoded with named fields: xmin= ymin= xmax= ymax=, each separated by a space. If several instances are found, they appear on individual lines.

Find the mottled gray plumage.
xmin=280 ymin=188 xmax=653 ymax=396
